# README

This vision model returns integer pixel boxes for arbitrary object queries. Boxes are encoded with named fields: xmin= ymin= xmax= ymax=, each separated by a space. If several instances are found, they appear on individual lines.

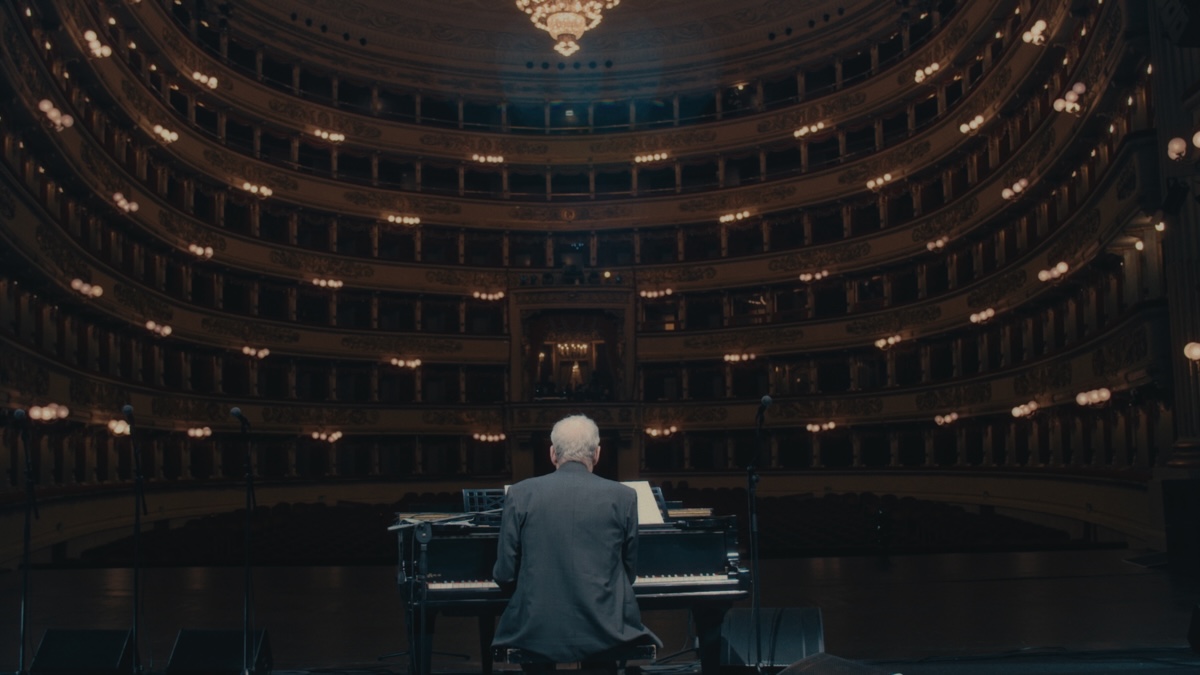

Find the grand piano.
xmin=393 ymin=493 xmax=748 ymax=675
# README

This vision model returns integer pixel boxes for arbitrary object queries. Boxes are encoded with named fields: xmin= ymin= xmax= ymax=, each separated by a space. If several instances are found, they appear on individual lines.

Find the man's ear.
xmin=549 ymin=445 xmax=557 ymax=466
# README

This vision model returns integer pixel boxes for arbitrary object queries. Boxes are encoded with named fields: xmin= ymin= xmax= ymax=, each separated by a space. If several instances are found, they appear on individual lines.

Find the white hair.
xmin=550 ymin=415 xmax=600 ymax=466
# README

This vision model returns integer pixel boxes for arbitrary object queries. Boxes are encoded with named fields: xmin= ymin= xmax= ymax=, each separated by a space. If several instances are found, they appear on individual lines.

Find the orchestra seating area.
xmin=62 ymin=489 xmax=1095 ymax=568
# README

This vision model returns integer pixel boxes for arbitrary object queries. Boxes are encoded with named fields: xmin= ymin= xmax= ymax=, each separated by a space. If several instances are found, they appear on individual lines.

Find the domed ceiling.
xmin=223 ymin=0 xmax=901 ymax=98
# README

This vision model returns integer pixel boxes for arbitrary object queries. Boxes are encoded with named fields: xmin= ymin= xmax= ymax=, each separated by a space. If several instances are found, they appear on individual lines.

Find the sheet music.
xmin=621 ymin=480 xmax=665 ymax=525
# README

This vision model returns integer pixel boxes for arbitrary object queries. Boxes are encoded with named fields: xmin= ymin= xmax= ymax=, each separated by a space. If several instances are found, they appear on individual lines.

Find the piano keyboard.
xmin=426 ymin=574 xmax=734 ymax=591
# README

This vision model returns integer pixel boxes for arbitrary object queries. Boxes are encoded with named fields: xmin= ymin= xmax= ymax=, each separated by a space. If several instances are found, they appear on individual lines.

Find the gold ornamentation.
xmin=269 ymin=250 xmax=375 ymax=278
xmin=200 ymin=317 xmax=301 ymax=343
xmin=915 ymin=383 xmax=992 ymax=411
xmin=1091 ymin=326 xmax=1148 ymax=377
xmin=1013 ymin=363 xmax=1072 ymax=396
xmin=678 ymin=186 xmax=797 ymax=213
xmin=268 ymin=99 xmax=383 ymax=139
xmin=966 ymin=270 xmax=1027 ymax=309
xmin=845 ymin=306 xmax=942 ymax=335
xmin=766 ymin=242 xmax=871 ymax=272
xmin=343 ymin=191 xmax=462 ymax=215
xmin=113 ymin=284 xmax=174 ymax=321
xmin=341 ymin=335 xmax=463 ymax=354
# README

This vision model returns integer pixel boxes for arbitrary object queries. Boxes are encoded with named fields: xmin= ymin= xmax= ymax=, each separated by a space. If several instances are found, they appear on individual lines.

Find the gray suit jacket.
xmin=492 ymin=461 xmax=660 ymax=661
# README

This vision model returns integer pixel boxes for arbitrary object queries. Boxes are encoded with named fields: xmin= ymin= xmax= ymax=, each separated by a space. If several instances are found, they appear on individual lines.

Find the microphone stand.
xmin=14 ymin=412 xmax=37 ymax=675
xmin=127 ymin=413 xmax=148 ymax=675
xmin=235 ymin=412 xmax=257 ymax=675
xmin=746 ymin=400 xmax=769 ymax=672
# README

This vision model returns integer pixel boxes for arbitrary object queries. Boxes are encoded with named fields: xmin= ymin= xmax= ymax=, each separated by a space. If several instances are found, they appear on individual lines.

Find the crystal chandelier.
xmin=515 ymin=0 xmax=620 ymax=56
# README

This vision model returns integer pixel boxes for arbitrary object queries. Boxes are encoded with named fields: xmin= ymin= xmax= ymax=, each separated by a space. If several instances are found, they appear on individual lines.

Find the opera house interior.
xmin=4 ymin=0 xmax=1200 ymax=672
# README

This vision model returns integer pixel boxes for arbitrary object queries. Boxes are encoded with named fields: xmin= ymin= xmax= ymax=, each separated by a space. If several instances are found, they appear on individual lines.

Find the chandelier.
xmin=515 ymin=0 xmax=620 ymax=56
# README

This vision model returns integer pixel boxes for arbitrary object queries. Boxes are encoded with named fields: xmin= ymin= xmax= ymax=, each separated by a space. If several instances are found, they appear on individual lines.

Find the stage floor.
xmin=1 ymin=548 xmax=1198 ymax=674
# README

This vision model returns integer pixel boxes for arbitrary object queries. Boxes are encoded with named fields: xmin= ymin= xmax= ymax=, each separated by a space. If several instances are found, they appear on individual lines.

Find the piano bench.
xmin=493 ymin=644 xmax=656 ymax=672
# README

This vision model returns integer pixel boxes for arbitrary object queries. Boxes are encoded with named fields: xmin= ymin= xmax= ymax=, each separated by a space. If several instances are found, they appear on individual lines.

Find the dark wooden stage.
xmin=2 ymin=547 xmax=1198 ymax=674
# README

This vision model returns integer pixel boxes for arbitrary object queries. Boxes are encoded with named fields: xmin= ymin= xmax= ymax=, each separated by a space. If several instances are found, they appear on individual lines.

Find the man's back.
xmin=492 ymin=462 xmax=658 ymax=662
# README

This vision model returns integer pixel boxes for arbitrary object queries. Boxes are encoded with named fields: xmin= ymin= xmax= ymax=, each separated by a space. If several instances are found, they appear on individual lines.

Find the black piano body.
xmin=395 ymin=515 xmax=749 ymax=675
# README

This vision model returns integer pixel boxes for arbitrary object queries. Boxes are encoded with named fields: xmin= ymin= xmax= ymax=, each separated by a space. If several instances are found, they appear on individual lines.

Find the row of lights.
xmin=241 ymin=182 xmax=273 ymax=198
xmin=806 ymin=421 xmax=837 ymax=433
xmin=639 ymin=288 xmax=673 ymax=298
xmin=188 ymin=243 xmax=214 ymax=259
xmin=874 ymin=334 xmax=904 ymax=349
xmin=386 ymin=214 xmax=421 ymax=226
xmin=645 ymin=425 xmax=678 ymax=437
xmin=113 ymin=192 xmax=139 ymax=213
xmin=958 ymin=114 xmax=986 ymax=135
xmin=152 ymin=124 xmax=179 ymax=143
xmin=1052 ymin=82 xmax=1088 ymax=114
xmin=472 ymin=433 xmax=507 ymax=442
xmin=144 ymin=320 xmax=173 ymax=337
xmin=311 ymin=430 xmax=343 ymax=442
xmin=472 ymin=154 xmax=504 ymax=164
xmin=389 ymin=357 xmax=422 ymax=368
xmin=30 ymin=403 xmax=70 ymax=421
xmin=242 ymin=346 xmax=271 ymax=359
xmin=634 ymin=152 xmax=669 ymax=163
xmin=866 ymin=173 xmax=894 ymax=191
xmin=793 ymin=121 xmax=827 ymax=138
xmin=1011 ymin=400 xmax=1039 ymax=418
xmin=472 ymin=290 xmax=505 ymax=300
xmin=1076 ymin=388 xmax=1112 ymax=406
xmin=1022 ymin=19 xmax=1048 ymax=45
xmin=1166 ymin=132 xmax=1200 ymax=161
xmin=70 ymin=278 xmax=104 ymax=298
xmin=312 ymin=129 xmax=346 ymax=143
xmin=312 ymin=278 xmax=344 ymax=288
xmin=798 ymin=270 xmax=830 ymax=283
xmin=82 ymin=30 xmax=112 ymax=58
xmin=926 ymin=236 xmax=949 ymax=252
xmin=719 ymin=210 xmax=751 ymax=224
xmin=969 ymin=308 xmax=996 ymax=324
xmin=37 ymin=99 xmax=74 ymax=131
xmin=1037 ymin=261 xmax=1070 ymax=282
xmin=186 ymin=426 xmax=213 ymax=438
xmin=913 ymin=61 xmax=941 ymax=83
xmin=191 ymin=70 xmax=219 ymax=89
xmin=934 ymin=412 xmax=960 ymax=426
xmin=107 ymin=419 xmax=131 ymax=436
xmin=1001 ymin=178 xmax=1029 ymax=200
xmin=723 ymin=353 xmax=756 ymax=362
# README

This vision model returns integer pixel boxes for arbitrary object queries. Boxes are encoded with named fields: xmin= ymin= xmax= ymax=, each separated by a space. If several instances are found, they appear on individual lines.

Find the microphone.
xmin=230 ymin=407 xmax=251 ymax=431
xmin=756 ymin=395 xmax=772 ymax=426
xmin=122 ymin=404 xmax=135 ymax=426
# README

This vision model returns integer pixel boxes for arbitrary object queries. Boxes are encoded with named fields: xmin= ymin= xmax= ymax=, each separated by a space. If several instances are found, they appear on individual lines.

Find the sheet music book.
xmin=621 ymin=481 xmax=665 ymax=525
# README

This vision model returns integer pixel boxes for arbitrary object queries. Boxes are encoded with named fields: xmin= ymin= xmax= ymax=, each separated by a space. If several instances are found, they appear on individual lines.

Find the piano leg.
xmin=477 ymin=613 xmax=496 ymax=675
xmin=693 ymin=606 xmax=729 ymax=675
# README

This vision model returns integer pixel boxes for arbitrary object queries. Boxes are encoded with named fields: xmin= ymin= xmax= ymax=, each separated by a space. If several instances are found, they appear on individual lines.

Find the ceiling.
xmin=222 ymin=0 xmax=905 ymax=97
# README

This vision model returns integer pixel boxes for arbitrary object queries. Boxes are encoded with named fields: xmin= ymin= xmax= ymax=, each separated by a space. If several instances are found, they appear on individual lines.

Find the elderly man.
xmin=492 ymin=414 xmax=660 ymax=664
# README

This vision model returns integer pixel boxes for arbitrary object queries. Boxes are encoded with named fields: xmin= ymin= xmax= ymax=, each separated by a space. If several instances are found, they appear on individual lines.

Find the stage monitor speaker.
xmin=165 ymin=629 xmax=272 ymax=675
xmin=720 ymin=607 xmax=824 ymax=667
xmin=778 ymin=652 xmax=895 ymax=674
xmin=29 ymin=629 xmax=132 ymax=675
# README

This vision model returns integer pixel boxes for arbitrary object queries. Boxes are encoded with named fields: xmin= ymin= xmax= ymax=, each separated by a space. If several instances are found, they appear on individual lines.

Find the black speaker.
xmin=720 ymin=607 xmax=824 ymax=667
xmin=778 ymin=652 xmax=893 ymax=674
xmin=29 ymin=629 xmax=132 ymax=675
xmin=166 ymin=629 xmax=272 ymax=674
